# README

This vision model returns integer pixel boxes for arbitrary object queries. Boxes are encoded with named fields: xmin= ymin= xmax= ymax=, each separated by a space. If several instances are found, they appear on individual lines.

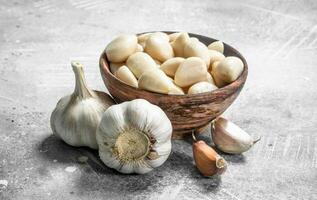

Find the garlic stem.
xmin=253 ymin=136 xmax=262 ymax=144
xmin=71 ymin=61 xmax=94 ymax=99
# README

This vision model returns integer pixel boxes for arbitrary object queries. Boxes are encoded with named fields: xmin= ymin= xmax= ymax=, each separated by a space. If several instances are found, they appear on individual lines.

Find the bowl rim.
xmin=99 ymin=31 xmax=248 ymax=98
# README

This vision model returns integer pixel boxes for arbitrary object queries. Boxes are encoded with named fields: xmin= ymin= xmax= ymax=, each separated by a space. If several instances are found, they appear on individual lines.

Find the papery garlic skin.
xmin=212 ymin=117 xmax=259 ymax=154
xmin=192 ymin=132 xmax=227 ymax=177
xmin=50 ymin=62 xmax=115 ymax=149
xmin=96 ymin=99 xmax=172 ymax=174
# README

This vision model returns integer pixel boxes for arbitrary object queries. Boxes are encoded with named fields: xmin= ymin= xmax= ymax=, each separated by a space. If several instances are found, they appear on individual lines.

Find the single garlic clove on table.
xmin=212 ymin=117 xmax=261 ymax=154
xmin=96 ymin=99 xmax=173 ymax=174
xmin=105 ymin=34 xmax=138 ymax=63
xmin=174 ymin=57 xmax=207 ymax=87
xmin=50 ymin=61 xmax=115 ymax=149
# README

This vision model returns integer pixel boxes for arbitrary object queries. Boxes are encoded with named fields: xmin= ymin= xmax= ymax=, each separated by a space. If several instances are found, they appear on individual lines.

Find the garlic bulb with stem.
xmin=96 ymin=99 xmax=172 ymax=174
xmin=211 ymin=117 xmax=261 ymax=154
xmin=50 ymin=61 xmax=115 ymax=149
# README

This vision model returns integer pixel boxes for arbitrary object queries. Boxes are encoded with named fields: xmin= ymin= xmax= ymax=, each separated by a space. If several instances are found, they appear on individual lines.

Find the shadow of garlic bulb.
xmin=96 ymin=99 xmax=172 ymax=174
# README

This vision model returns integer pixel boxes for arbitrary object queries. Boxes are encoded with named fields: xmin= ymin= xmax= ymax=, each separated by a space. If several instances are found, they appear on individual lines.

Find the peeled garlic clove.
xmin=208 ymin=41 xmax=224 ymax=53
xmin=106 ymin=34 xmax=137 ymax=62
xmin=138 ymin=33 xmax=151 ymax=44
xmin=210 ymin=60 xmax=220 ymax=72
xmin=209 ymin=50 xmax=225 ymax=67
xmin=210 ymin=61 xmax=227 ymax=88
xmin=96 ymin=99 xmax=172 ymax=174
xmin=126 ymin=52 xmax=157 ymax=78
xmin=213 ymin=56 xmax=244 ymax=83
xmin=212 ymin=117 xmax=260 ymax=154
xmin=211 ymin=70 xmax=227 ymax=88
xmin=160 ymin=57 xmax=185 ymax=77
xmin=145 ymin=34 xmax=174 ymax=62
xmin=190 ymin=37 xmax=199 ymax=43
xmin=138 ymin=69 xmax=172 ymax=94
xmin=115 ymin=65 xmax=138 ymax=88
xmin=50 ymin=62 xmax=115 ymax=149
xmin=154 ymin=59 xmax=161 ymax=68
xmin=169 ymin=85 xmax=184 ymax=95
xmin=184 ymin=40 xmax=210 ymax=68
xmin=174 ymin=57 xmax=207 ymax=87
xmin=171 ymin=32 xmax=191 ymax=57
xmin=136 ymin=44 xmax=144 ymax=52
xmin=188 ymin=82 xmax=218 ymax=94
xmin=151 ymin=32 xmax=169 ymax=42
xmin=204 ymin=72 xmax=215 ymax=85
xmin=192 ymin=133 xmax=227 ymax=177
xmin=109 ymin=62 xmax=125 ymax=74
xmin=166 ymin=78 xmax=184 ymax=95
xmin=168 ymin=32 xmax=181 ymax=42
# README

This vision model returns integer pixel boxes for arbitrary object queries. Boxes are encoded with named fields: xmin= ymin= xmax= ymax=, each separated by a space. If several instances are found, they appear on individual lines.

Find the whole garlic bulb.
xmin=50 ymin=62 xmax=115 ymax=149
xmin=96 ymin=99 xmax=172 ymax=174
xmin=212 ymin=117 xmax=260 ymax=154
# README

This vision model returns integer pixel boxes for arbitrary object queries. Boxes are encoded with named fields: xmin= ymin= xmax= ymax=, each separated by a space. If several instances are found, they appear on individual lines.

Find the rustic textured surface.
xmin=0 ymin=0 xmax=317 ymax=199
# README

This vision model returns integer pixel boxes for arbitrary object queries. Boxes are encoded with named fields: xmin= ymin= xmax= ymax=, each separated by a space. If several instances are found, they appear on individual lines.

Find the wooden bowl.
xmin=99 ymin=32 xmax=248 ymax=139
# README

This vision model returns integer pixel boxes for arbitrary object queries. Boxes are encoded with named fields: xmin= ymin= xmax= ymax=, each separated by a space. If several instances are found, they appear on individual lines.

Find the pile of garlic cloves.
xmin=106 ymin=32 xmax=245 ymax=95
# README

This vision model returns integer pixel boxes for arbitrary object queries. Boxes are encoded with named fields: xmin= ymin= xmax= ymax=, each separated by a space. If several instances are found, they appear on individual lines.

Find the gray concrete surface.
xmin=0 ymin=0 xmax=317 ymax=199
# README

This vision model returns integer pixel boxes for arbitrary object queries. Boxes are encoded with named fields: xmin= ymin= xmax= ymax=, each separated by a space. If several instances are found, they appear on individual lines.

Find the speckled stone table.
xmin=0 ymin=0 xmax=316 ymax=199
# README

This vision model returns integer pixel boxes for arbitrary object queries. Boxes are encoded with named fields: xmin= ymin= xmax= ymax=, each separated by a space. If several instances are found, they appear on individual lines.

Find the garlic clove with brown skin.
xmin=192 ymin=132 xmax=227 ymax=177
xmin=50 ymin=61 xmax=115 ymax=149
xmin=211 ymin=117 xmax=261 ymax=154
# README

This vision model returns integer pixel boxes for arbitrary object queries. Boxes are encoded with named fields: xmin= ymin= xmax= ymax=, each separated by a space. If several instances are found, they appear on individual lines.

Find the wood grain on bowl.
xmin=99 ymin=32 xmax=248 ymax=139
